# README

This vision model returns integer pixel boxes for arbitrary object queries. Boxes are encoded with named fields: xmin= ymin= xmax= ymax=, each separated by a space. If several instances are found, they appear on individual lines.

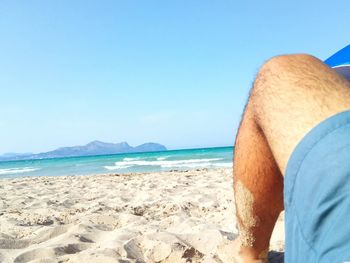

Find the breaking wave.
xmin=104 ymin=165 xmax=132 ymax=170
xmin=0 ymin=167 xmax=40 ymax=175
xmin=123 ymin=157 xmax=139 ymax=161
xmin=103 ymin=158 xmax=231 ymax=170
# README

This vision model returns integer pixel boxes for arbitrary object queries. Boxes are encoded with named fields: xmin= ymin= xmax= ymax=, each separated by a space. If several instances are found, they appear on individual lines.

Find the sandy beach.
xmin=0 ymin=168 xmax=284 ymax=263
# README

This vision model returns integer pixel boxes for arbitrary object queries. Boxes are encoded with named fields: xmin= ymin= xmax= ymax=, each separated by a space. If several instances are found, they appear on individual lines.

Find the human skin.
xmin=233 ymin=54 xmax=350 ymax=262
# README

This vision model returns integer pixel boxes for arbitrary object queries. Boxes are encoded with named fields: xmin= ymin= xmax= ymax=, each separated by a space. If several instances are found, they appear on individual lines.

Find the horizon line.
xmin=0 ymin=145 xmax=234 ymax=163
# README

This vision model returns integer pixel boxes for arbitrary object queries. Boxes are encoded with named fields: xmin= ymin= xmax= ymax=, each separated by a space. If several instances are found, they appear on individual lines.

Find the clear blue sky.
xmin=0 ymin=1 xmax=349 ymax=154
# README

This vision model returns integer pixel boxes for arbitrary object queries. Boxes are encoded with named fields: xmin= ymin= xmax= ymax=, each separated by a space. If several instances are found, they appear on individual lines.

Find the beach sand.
xmin=0 ymin=168 xmax=284 ymax=263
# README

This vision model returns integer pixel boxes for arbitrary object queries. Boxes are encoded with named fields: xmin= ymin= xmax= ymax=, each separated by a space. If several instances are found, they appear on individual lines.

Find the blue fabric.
xmin=325 ymin=45 xmax=350 ymax=80
xmin=324 ymin=45 xmax=350 ymax=67
xmin=284 ymin=110 xmax=350 ymax=263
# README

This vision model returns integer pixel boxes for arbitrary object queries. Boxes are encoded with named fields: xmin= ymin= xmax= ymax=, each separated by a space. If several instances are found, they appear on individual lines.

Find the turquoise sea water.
xmin=0 ymin=147 xmax=233 ymax=179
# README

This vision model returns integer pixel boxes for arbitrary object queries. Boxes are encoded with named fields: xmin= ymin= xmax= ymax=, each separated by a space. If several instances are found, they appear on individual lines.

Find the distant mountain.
xmin=0 ymin=152 xmax=33 ymax=158
xmin=0 ymin=141 xmax=167 ymax=161
xmin=134 ymin=143 xmax=167 ymax=152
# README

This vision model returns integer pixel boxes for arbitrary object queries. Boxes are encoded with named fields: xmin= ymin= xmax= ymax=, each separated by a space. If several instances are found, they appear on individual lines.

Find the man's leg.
xmin=234 ymin=54 xmax=350 ymax=262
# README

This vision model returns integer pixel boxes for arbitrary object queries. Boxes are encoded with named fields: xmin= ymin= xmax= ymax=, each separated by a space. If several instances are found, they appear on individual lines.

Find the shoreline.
xmin=0 ymin=167 xmax=227 ymax=181
xmin=0 ymin=168 xmax=284 ymax=262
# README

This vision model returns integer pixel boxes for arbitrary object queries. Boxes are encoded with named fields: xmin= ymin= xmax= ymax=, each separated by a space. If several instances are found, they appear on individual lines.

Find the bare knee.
xmin=248 ymin=54 xmax=332 ymax=116
xmin=262 ymin=53 xmax=320 ymax=69
xmin=244 ymin=53 xmax=350 ymax=172
xmin=251 ymin=54 xmax=322 ymax=97
xmin=259 ymin=54 xmax=321 ymax=75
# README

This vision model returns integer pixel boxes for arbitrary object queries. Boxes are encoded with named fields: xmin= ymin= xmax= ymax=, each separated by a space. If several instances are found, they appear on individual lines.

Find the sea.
xmin=0 ymin=147 xmax=233 ymax=179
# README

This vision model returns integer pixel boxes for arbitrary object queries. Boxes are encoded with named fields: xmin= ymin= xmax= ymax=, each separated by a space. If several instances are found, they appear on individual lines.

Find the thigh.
xmin=251 ymin=54 xmax=350 ymax=174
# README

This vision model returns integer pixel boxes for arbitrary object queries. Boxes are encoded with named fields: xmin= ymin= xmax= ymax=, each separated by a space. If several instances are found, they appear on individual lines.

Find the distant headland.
xmin=0 ymin=141 xmax=167 ymax=161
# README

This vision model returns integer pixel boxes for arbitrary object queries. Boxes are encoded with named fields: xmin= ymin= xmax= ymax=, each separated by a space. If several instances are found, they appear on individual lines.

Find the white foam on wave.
xmin=104 ymin=165 xmax=131 ymax=170
xmin=116 ymin=158 xmax=222 ymax=166
xmin=0 ymin=167 xmax=40 ymax=175
xmin=123 ymin=157 xmax=138 ymax=161
xmin=104 ymin=158 xmax=227 ymax=170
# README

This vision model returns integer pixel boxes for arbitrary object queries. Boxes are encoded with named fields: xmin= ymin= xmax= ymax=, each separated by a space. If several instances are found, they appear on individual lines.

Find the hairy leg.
xmin=234 ymin=54 xmax=350 ymax=261
xmin=234 ymin=101 xmax=283 ymax=262
xmin=251 ymin=54 xmax=350 ymax=173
